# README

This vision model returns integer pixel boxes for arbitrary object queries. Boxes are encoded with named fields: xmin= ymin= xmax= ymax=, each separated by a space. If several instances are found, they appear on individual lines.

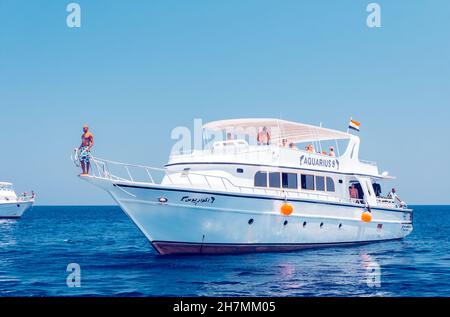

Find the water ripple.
xmin=0 ymin=205 xmax=449 ymax=296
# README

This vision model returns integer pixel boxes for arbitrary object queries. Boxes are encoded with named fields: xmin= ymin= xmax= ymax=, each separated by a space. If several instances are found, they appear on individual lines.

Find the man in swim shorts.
xmin=78 ymin=124 xmax=94 ymax=176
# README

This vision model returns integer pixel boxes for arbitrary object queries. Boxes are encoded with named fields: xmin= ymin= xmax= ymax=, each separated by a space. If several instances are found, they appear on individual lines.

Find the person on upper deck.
xmin=329 ymin=146 xmax=336 ymax=157
xmin=226 ymin=132 xmax=234 ymax=141
xmin=257 ymin=127 xmax=270 ymax=145
xmin=388 ymin=188 xmax=405 ymax=207
xmin=305 ymin=144 xmax=315 ymax=153
xmin=289 ymin=142 xmax=297 ymax=150
xmin=280 ymin=138 xmax=288 ymax=147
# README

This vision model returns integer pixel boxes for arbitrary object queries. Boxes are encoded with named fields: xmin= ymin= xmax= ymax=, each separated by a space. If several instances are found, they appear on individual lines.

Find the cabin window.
xmin=269 ymin=172 xmax=281 ymax=188
xmin=236 ymin=168 xmax=244 ymax=174
xmin=315 ymin=176 xmax=325 ymax=191
xmin=373 ymin=183 xmax=382 ymax=197
xmin=282 ymin=173 xmax=298 ymax=189
xmin=326 ymin=177 xmax=335 ymax=192
xmin=301 ymin=174 xmax=315 ymax=190
xmin=254 ymin=172 xmax=267 ymax=187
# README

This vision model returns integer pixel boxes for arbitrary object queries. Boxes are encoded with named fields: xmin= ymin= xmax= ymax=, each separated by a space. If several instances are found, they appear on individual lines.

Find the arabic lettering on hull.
xmin=181 ymin=196 xmax=216 ymax=205
xmin=299 ymin=155 xmax=340 ymax=170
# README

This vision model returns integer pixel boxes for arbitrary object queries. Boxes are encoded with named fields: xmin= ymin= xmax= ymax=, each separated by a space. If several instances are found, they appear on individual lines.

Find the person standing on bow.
xmin=78 ymin=124 xmax=94 ymax=176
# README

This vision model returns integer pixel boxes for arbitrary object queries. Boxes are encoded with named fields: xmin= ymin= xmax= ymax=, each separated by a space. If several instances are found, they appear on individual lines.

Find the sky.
xmin=0 ymin=0 xmax=449 ymax=205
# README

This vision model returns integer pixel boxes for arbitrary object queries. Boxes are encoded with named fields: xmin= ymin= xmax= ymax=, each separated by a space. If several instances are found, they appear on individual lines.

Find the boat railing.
xmin=169 ymin=143 xmax=344 ymax=163
xmin=376 ymin=197 xmax=407 ymax=209
xmin=72 ymin=150 xmax=381 ymax=207
xmin=0 ymin=195 xmax=34 ymax=203
xmin=360 ymin=159 xmax=378 ymax=166
xmin=170 ymin=143 xmax=272 ymax=159
xmin=17 ymin=195 xmax=35 ymax=203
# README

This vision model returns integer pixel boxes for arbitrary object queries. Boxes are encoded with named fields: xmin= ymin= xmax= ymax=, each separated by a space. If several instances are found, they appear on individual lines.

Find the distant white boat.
xmin=74 ymin=118 xmax=413 ymax=255
xmin=0 ymin=182 xmax=35 ymax=218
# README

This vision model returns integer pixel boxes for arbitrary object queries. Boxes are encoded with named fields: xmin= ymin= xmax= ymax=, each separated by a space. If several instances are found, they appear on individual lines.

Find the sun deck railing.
xmin=170 ymin=143 xmax=343 ymax=161
xmin=360 ymin=159 xmax=377 ymax=166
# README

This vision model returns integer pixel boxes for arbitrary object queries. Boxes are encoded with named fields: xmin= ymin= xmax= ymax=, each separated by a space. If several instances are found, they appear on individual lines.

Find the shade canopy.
xmin=203 ymin=118 xmax=352 ymax=143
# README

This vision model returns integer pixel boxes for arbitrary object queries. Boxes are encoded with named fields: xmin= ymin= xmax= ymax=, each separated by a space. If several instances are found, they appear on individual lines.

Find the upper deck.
xmin=167 ymin=118 xmax=389 ymax=179
xmin=0 ymin=182 xmax=17 ymax=201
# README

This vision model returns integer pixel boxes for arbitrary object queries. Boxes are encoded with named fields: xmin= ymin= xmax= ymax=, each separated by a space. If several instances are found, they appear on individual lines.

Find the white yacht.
xmin=0 ymin=182 xmax=35 ymax=218
xmin=74 ymin=119 xmax=413 ymax=255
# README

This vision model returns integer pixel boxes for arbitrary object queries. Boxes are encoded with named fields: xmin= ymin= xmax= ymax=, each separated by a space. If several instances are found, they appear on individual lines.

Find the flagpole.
xmin=347 ymin=117 xmax=352 ymax=134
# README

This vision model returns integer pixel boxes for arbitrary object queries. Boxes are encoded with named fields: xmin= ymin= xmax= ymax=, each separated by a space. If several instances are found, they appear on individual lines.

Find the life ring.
xmin=361 ymin=211 xmax=372 ymax=222
xmin=280 ymin=203 xmax=294 ymax=216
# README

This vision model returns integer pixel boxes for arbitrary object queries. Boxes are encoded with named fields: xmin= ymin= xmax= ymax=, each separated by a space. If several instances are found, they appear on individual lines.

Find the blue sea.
xmin=0 ymin=205 xmax=449 ymax=297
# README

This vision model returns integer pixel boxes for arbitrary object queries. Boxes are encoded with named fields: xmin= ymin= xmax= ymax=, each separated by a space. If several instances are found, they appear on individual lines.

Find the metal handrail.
xmin=72 ymin=150 xmax=405 ymax=208
xmin=17 ymin=196 xmax=35 ymax=203
xmin=0 ymin=196 xmax=34 ymax=203
xmin=170 ymin=144 xmax=344 ymax=160
xmin=360 ymin=159 xmax=378 ymax=166
xmin=376 ymin=197 xmax=407 ymax=209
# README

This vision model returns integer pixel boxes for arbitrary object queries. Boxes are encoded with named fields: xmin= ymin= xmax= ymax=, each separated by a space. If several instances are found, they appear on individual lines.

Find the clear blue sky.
xmin=1 ymin=0 xmax=449 ymax=205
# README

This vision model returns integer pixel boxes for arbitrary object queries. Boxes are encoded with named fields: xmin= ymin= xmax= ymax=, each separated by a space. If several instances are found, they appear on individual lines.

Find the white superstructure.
xmin=75 ymin=118 xmax=413 ymax=255
xmin=0 ymin=182 xmax=35 ymax=218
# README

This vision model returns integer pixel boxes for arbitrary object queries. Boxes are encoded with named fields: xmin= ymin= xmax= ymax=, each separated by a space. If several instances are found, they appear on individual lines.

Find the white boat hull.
xmin=0 ymin=201 xmax=34 ymax=218
xmin=85 ymin=176 xmax=413 ymax=255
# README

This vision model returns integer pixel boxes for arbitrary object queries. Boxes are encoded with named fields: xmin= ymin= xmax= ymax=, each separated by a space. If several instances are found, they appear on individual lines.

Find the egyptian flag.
xmin=348 ymin=119 xmax=361 ymax=132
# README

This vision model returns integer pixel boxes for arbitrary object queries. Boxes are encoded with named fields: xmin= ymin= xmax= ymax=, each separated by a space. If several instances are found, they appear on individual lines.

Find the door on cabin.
xmin=356 ymin=176 xmax=377 ymax=206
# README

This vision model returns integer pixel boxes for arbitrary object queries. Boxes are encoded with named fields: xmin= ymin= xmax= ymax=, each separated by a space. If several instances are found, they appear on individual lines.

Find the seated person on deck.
xmin=349 ymin=184 xmax=359 ymax=201
xmin=329 ymin=146 xmax=336 ymax=157
xmin=305 ymin=144 xmax=315 ymax=153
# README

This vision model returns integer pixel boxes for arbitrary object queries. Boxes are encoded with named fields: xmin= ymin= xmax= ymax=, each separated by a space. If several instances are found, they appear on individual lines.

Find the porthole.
xmin=248 ymin=219 xmax=254 ymax=225
xmin=303 ymin=221 xmax=307 ymax=227
xmin=339 ymin=223 xmax=343 ymax=229
xmin=283 ymin=220 xmax=288 ymax=226
xmin=158 ymin=197 xmax=168 ymax=203
xmin=237 ymin=168 xmax=244 ymax=174
xmin=320 ymin=222 xmax=324 ymax=228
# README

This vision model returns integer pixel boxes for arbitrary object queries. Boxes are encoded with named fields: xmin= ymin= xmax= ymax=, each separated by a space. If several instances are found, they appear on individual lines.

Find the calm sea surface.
xmin=0 ymin=205 xmax=449 ymax=297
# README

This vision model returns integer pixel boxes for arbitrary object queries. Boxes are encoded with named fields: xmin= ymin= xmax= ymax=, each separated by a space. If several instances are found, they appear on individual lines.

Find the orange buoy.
xmin=280 ymin=203 xmax=294 ymax=216
xmin=361 ymin=211 xmax=372 ymax=222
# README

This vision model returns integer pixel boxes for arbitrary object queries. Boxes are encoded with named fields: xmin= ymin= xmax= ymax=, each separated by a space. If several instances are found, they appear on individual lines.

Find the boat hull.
xmin=85 ymin=177 xmax=413 ymax=255
xmin=0 ymin=201 xmax=34 ymax=218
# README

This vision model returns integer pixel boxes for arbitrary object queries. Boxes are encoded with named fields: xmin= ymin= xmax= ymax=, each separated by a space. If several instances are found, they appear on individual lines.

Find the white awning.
xmin=203 ymin=118 xmax=352 ymax=143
